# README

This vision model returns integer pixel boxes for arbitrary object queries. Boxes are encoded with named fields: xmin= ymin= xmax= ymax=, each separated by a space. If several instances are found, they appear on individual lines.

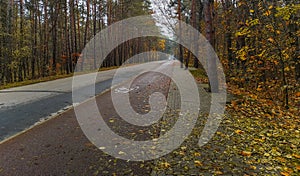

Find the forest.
xmin=0 ymin=0 xmax=299 ymax=175
xmin=0 ymin=0 xmax=299 ymax=109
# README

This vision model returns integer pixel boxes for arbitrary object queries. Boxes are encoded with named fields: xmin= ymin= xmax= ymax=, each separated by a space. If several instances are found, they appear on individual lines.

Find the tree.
xmin=204 ymin=0 xmax=219 ymax=92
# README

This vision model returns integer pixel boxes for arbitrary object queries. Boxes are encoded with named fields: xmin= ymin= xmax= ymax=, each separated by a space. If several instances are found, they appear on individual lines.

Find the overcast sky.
xmin=150 ymin=0 xmax=176 ymax=39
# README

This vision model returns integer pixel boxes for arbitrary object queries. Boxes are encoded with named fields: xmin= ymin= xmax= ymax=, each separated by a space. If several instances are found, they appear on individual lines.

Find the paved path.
xmin=0 ymin=61 xmax=176 ymax=175
xmin=0 ymin=61 xmax=166 ymax=141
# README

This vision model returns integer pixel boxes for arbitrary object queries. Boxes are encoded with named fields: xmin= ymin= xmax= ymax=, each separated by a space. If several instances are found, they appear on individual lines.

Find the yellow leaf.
xmin=235 ymin=130 xmax=244 ymax=134
xmin=273 ymin=60 xmax=279 ymax=65
xmin=250 ymin=9 xmax=255 ymax=13
xmin=214 ymin=171 xmax=223 ymax=175
xmin=280 ymin=172 xmax=290 ymax=176
xmin=265 ymin=10 xmax=271 ymax=16
xmin=284 ymin=67 xmax=290 ymax=72
xmin=285 ymin=154 xmax=293 ymax=159
xmin=292 ymin=154 xmax=300 ymax=159
xmin=160 ymin=162 xmax=171 ymax=169
xmin=295 ymin=92 xmax=300 ymax=97
xmin=296 ymin=165 xmax=300 ymax=170
xmin=194 ymin=160 xmax=202 ymax=167
xmin=241 ymin=151 xmax=252 ymax=156
xmin=194 ymin=152 xmax=201 ymax=157
xmin=276 ymin=157 xmax=287 ymax=163
xmin=268 ymin=37 xmax=275 ymax=43
xmin=257 ymin=87 xmax=263 ymax=91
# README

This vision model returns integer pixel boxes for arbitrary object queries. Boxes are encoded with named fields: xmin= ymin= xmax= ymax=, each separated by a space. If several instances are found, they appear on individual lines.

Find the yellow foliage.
xmin=158 ymin=39 xmax=166 ymax=51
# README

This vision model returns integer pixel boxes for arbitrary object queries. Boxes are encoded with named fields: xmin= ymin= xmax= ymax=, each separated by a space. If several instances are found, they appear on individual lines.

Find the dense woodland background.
xmin=0 ymin=0 xmax=299 ymax=108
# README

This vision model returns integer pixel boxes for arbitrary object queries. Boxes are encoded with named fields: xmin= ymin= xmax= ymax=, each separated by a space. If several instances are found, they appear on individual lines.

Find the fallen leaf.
xmin=276 ymin=157 xmax=286 ymax=163
xmin=285 ymin=154 xmax=292 ymax=159
xmin=241 ymin=151 xmax=252 ymax=156
xmin=265 ymin=10 xmax=271 ymax=16
xmin=85 ymin=142 xmax=94 ymax=147
xmin=160 ymin=162 xmax=171 ymax=169
xmin=235 ymin=129 xmax=244 ymax=134
xmin=194 ymin=152 xmax=201 ymax=157
xmin=280 ymin=172 xmax=290 ymax=176
xmin=292 ymin=154 xmax=300 ymax=159
xmin=268 ymin=37 xmax=275 ymax=43
xmin=194 ymin=160 xmax=202 ymax=167
xmin=179 ymin=151 xmax=185 ymax=156
xmin=257 ymin=87 xmax=263 ymax=91
xmin=214 ymin=171 xmax=223 ymax=175
xmin=181 ymin=146 xmax=187 ymax=150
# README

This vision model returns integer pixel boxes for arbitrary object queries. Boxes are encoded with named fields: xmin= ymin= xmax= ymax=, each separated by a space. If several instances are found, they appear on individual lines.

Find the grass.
xmin=189 ymin=68 xmax=209 ymax=84
xmin=0 ymin=66 xmax=120 ymax=90
xmin=0 ymin=74 xmax=74 ymax=90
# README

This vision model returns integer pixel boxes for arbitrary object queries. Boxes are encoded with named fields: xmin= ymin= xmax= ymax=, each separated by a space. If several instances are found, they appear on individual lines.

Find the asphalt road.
xmin=0 ymin=61 xmax=167 ymax=141
xmin=0 ymin=61 xmax=176 ymax=175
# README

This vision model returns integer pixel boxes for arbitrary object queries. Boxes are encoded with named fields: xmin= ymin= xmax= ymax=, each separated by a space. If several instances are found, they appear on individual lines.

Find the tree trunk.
xmin=178 ymin=0 xmax=184 ymax=68
xmin=43 ymin=0 xmax=49 ymax=77
xmin=204 ymin=0 xmax=219 ymax=92
xmin=84 ymin=0 xmax=90 ymax=47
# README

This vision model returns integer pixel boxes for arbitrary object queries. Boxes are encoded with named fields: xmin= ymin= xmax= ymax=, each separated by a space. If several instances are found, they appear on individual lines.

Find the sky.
xmin=150 ymin=0 xmax=177 ymax=39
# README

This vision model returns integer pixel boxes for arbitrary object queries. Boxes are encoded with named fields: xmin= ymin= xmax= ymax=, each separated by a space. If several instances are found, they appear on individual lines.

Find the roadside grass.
xmin=189 ymin=68 xmax=209 ymax=84
xmin=0 ymin=66 xmax=119 ymax=90
xmin=0 ymin=74 xmax=74 ymax=90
